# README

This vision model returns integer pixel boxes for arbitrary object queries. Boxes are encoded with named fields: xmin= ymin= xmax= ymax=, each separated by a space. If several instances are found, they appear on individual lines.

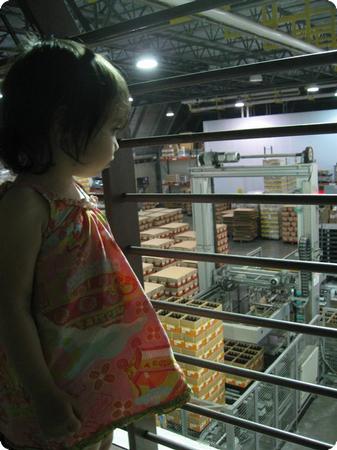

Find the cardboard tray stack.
xmin=216 ymin=224 xmax=229 ymax=253
xmin=260 ymin=204 xmax=281 ymax=240
xmin=281 ymin=206 xmax=298 ymax=243
xmin=157 ymin=297 xmax=226 ymax=432
xmin=214 ymin=203 xmax=231 ymax=223
xmin=223 ymin=339 xmax=264 ymax=389
xmin=222 ymin=210 xmax=235 ymax=237
xmin=141 ymin=238 xmax=175 ymax=249
xmin=148 ymin=266 xmax=199 ymax=298
xmin=141 ymin=236 xmax=176 ymax=271
xmin=138 ymin=208 xmax=184 ymax=231
xmin=174 ymin=230 xmax=196 ymax=243
xmin=142 ymin=262 xmax=154 ymax=280
xmin=141 ymin=202 xmax=159 ymax=210
xmin=171 ymin=240 xmax=198 ymax=269
xmin=144 ymin=281 xmax=165 ymax=300
xmin=263 ymin=159 xmax=296 ymax=193
xmin=159 ymin=222 xmax=190 ymax=238
xmin=140 ymin=227 xmax=172 ymax=242
xmin=233 ymin=208 xmax=258 ymax=241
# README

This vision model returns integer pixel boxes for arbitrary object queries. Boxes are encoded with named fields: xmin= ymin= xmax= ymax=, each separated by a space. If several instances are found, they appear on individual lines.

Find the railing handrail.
xmin=123 ymin=192 xmax=337 ymax=205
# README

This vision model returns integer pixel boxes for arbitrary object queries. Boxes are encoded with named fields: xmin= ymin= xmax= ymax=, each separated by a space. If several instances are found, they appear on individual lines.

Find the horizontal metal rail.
xmin=150 ymin=300 xmax=337 ymax=338
xmin=129 ymin=246 xmax=337 ymax=276
xmin=182 ymin=403 xmax=332 ymax=450
xmin=143 ymin=432 xmax=194 ymax=450
xmin=72 ymin=0 xmax=232 ymax=45
xmin=174 ymin=353 xmax=337 ymax=399
xmin=129 ymin=49 xmax=337 ymax=95
xmin=119 ymin=122 xmax=337 ymax=147
xmin=124 ymin=192 xmax=337 ymax=205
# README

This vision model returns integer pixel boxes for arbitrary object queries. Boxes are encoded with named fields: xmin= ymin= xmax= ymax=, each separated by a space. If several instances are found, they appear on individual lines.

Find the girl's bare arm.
xmin=0 ymin=186 xmax=59 ymax=401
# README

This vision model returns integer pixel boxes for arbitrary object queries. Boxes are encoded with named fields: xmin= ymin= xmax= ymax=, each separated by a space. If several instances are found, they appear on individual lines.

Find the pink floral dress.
xmin=0 ymin=181 xmax=191 ymax=450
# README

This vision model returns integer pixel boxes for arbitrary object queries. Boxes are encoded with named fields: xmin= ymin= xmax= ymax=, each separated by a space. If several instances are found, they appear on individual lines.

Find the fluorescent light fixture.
xmin=306 ymin=85 xmax=319 ymax=93
xmin=166 ymin=108 xmax=174 ymax=117
xmin=249 ymin=74 xmax=263 ymax=83
xmin=335 ymin=91 xmax=337 ymax=97
xmin=128 ymin=97 xmax=134 ymax=102
xmin=136 ymin=57 xmax=158 ymax=70
xmin=0 ymin=93 xmax=3 ymax=99
xmin=235 ymin=100 xmax=245 ymax=107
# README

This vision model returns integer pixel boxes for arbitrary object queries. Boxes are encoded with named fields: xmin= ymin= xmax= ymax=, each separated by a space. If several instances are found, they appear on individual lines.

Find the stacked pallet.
xmin=260 ymin=205 xmax=281 ymax=240
xmin=223 ymin=339 xmax=264 ymax=389
xmin=174 ymin=230 xmax=196 ymax=243
xmin=281 ymin=206 xmax=298 ymax=243
xmin=141 ymin=202 xmax=159 ymax=210
xmin=149 ymin=266 xmax=199 ymax=298
xmin=138 ymin=208 xmax=184 ymax=230
xmin=141 ymin=238 xmax=175 ymax=249
xmin=222 ymin=210 xmax=235 ymax=237
xmin=140 ymin=227 xmax=172 ymax=242
xmin=142 ymin=262 xmax=154 ymax=279
xmin=233 ymin=208 xmax=258 ymax=241
xmin=263 ymin=159 xmax=296 ymax=193
xmin=158 ymin=298 xmax=225 ymax=432
xmin=159 ymin=222 xmax=190 ymax=238
xmin=144 ymin=281 xmax=165 ymax=300
xmin=214 ymin=203 xmax=231 ymax=224
xmin=216 ymin=224 xmax=229 ymax=253
xmin=142 ymin=256 xmax=177 ymax=271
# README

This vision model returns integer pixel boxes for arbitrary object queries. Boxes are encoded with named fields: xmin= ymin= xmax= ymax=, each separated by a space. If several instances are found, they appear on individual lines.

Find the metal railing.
xmin=102 ymin=45 xmax=337 ymax=450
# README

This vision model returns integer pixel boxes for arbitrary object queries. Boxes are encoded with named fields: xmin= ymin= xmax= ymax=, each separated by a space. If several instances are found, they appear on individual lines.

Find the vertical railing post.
xmin=102 ymin=148 xmax=143 ymax=283
xmin=127 ymin=414 xmax=158 ymax=450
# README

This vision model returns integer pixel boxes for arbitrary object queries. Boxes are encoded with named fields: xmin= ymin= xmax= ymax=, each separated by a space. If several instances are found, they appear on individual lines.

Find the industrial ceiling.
xmin=0 ymin=0 xmax=337 ymax=133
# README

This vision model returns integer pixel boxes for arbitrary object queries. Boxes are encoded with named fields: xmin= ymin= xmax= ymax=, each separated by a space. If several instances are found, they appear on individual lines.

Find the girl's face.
xmin=72 ymin=113 xmax=123 ymax=177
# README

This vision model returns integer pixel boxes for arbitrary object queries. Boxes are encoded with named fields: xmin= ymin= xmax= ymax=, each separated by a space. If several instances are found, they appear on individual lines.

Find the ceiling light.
xmin=235 ymin=100 xmax=245 ymax=107
xmin=0 ymin=93 xmax=3 ymax=99
xmin=136 ymin=57 xmax=158 ymax=70
xmin=306 ymin=85 xmax=319 ymax=93
xmin=128 ymin=97 xmax=134 ymax=102
xmin=335 ymin=91 xmax=337 ymax=97
xmin=166 ymin=108 xmax=174 ymax=117
xmin=249 ymin=74 xmax=263 ymax=83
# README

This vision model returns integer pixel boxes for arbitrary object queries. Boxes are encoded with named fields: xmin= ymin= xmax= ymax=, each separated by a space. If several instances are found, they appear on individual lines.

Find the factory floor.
xmin=282 ymin=383 xmax=337 ymax=449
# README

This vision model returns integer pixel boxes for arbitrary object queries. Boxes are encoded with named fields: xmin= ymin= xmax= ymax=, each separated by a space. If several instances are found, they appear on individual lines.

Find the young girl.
xmin=0 ymin=39 xmax=191 ymax=450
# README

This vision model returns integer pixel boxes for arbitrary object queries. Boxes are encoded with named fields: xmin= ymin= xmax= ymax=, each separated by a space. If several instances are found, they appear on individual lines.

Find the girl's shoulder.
xmin=0 ymin=182 xmax=50 ymax=235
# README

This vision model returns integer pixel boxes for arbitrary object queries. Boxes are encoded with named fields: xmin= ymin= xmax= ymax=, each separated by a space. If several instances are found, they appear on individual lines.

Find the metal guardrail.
xmin=129 ymin=246 xmax=337 ymax=276
xmin=124 ymin=192 xmax=337 ymax=205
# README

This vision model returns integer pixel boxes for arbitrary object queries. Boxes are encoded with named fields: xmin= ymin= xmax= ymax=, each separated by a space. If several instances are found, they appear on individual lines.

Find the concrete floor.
xmin=282 ymin=390 xmax=337 ymax=449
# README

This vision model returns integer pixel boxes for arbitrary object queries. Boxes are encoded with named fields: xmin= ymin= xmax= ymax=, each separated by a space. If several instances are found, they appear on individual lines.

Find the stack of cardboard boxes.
xmin=260 ymin=205 xmax=281 ymax=240
xmin=148 ymin=266 xmax=199 ymax=298
xmin=233 ymin=208 xmax=258 ymax=241
xmin=281 ymin=206 xmax=298 ymax=243
xmin=157 ymin=298 xmax=226 ymax=433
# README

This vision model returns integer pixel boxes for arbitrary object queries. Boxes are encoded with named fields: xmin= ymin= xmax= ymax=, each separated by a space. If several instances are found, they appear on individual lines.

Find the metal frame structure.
xmin=100 ymin=48 xmax=337 ymax=450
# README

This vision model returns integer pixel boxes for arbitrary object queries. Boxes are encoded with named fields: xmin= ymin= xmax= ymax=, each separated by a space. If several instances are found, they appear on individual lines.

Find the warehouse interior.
xmin=1 ymin=1 xmax=337 ymax=450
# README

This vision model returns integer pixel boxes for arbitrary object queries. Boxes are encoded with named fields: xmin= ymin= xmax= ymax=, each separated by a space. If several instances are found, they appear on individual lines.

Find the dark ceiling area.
xmin=0 ymin=0 xmax=337 ymax=134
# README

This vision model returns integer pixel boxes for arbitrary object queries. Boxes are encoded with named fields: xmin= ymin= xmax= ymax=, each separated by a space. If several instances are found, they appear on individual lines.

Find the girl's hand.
xmin=31 ymin=388 xmax=83 ymax=442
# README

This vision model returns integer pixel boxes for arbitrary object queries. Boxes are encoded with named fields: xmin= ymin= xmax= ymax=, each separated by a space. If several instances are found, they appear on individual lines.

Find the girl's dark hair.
xmin=0 ymin=38 xmax=130 ymax=174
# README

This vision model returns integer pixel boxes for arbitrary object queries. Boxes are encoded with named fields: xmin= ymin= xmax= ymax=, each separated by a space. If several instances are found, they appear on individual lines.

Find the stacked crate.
xmin=233 ymin=208 xmax=258 ymax=241
xmin=223 ymin=339 xmax=264 ymax=389
xmin=142 ymin=256 xmax=177 ymax=271
xmin=260 ymin=205 xmax=281 ymax=240
xmin=140 ymin=227 xmax=172 ymax=242
xmin=174 ymin=230 xmax=196 ymax=243
xmin=214 ymin=203 xmax=231 ymax=224
xmin=157 ymin=298 xmax=226 ymax=432
xmin=281 ymin=206 xmax=298 ymax=243
xmin=141 ymin=202 xmax=159 ymax=210
xmin=263 ymin=159 xmax=296 ymax=193
xmin=144 ymin=281 xmax=165 ymax=300
xmin=216 ymin=224 xmax=229 ymax=253
xmin=141 ymin=238 xmax=175 ymax=250
xmin=142 ymin=262 xmax=155 ymax=280
xmin=148 ymin=266 xmax=199 ymax=298
xmin=159 ymin=222 xmax=190 ymax=238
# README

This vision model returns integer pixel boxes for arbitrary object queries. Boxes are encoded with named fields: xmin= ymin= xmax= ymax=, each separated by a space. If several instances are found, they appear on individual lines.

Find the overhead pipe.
xmin=157 ymin=0 xmax=321 ymax=54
